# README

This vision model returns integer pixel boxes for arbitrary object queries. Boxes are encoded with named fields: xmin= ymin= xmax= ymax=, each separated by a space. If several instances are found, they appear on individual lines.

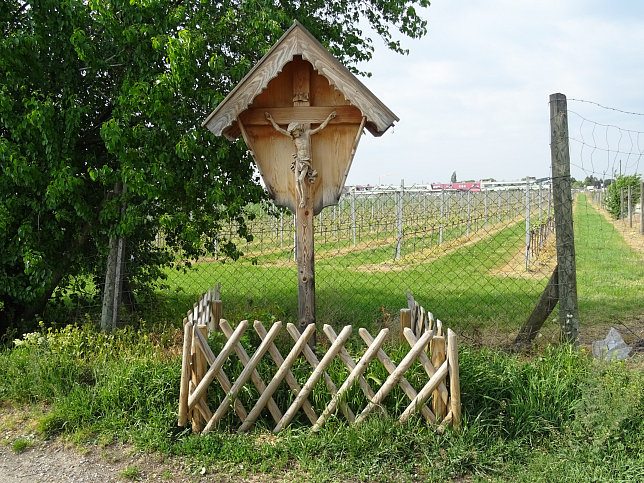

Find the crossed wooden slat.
xmin=178 ymin=318 xmax=460 ymax=433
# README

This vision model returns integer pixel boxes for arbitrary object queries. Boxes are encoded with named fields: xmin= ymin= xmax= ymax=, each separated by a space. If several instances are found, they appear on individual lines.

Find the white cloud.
xmin=348 ymin=0 xmax=644 ymax=185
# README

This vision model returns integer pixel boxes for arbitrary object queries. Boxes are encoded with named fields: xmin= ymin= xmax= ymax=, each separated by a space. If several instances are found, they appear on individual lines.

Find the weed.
xmin=10 ymin=437 xmax=32 ymax=453
xmin=119 ymin=465 xmax=142 ymax=481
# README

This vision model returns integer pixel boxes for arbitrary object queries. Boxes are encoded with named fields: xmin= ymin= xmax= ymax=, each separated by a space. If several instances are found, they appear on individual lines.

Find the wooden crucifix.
xmin=202 ymin=21 xmax=398 ymax=339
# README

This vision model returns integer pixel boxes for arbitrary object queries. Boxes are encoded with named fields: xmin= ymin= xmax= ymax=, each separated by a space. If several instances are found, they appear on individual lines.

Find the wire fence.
xmin=566 ymin=97 xmax=644 ymax=349
xmin=146 ymin=181 xmax=558 ymax=346
xmin=55 ymin=95 xmax=643 ymax=350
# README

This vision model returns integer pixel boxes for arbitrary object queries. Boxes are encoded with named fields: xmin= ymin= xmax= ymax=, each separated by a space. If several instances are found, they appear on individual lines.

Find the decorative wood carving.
xmin=202 ymin=21 xmax=398 ymax=141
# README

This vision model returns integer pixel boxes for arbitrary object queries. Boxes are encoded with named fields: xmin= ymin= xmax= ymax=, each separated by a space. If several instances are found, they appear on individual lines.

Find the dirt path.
xmin=0 ymin=429 xmax=259 ymax=483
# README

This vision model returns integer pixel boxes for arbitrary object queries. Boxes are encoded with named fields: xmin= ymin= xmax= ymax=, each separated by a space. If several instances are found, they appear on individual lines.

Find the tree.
xmin=605 ymin=174 xmax=642 ymax=219
xmin=450 ymin=171 xmax=457 ymax=183
xmin=0 ymin=0 xmax=431 ymax=333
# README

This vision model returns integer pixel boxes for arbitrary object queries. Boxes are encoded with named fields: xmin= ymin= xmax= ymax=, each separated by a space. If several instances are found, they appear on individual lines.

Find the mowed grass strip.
xmin=574 ymin=193 xmax=644 ymax=328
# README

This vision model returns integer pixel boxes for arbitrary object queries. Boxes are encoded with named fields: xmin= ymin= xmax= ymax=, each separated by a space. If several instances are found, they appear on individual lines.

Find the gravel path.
xmin=0 ymin=437 xmax=246 ymax=482
xmin=0 ymin=440 xmax=122 ymax=482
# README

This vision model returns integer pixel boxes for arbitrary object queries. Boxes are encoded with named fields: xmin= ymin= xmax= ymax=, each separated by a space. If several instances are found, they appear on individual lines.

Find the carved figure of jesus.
xmin=265 ymin=111 xmax=337 ymax=208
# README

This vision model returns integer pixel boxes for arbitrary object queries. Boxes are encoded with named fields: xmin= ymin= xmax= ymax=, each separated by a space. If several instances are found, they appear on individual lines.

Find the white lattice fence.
xmin=178 ymin=295 xmax=461 ymax=434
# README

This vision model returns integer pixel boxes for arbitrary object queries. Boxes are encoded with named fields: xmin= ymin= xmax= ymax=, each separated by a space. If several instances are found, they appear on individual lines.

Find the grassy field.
xmin=1 ymin=193 xmax=642 ymax=481
xmin=0 ymin=192 xmax=644 ymax=482
xmin=574 ymin=193 xmax=644 ymax=336
xmin=160 ymin=220 xmax=546 ymax=344
xmin=154 ymin=192 xmax=642 ymax=349
xmin=0 ymin=323 xmax=642 ymax=482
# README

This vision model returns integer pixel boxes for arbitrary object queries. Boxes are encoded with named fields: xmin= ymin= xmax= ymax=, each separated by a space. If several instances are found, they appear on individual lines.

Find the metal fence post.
xmin=395 ymin=179 xmax=404 ymax=260
xmin=439 ymin=189 xmax=444 ymax=245
xmin=641 ymin=181 xmax=644 ymax=235
xmin=484 ymin=188 xmax=488 ymax=230
xmin=525 ymin=178 xmax=531 ymax=270
xmin=497 ymin=191 xmax=502 ymax=223
xmin=628 ymin=185 xmax=633 ymax=228
xmin=351 ymin=188 xmax=357 ymax=247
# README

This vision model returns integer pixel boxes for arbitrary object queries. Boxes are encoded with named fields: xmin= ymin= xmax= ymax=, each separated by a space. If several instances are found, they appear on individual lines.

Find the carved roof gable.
xmin=202 ymin=21 xmax=398 ymax=140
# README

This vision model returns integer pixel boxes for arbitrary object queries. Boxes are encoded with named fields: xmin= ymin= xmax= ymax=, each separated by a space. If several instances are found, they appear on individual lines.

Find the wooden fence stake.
xmin=323 ymin=325 xmax=380 ymax=408
xmin=204 ymin=321 xmax=282 ymax=433
xmin=403 ymin=330 xmax=448 ymax=405
xmin=447 ymin=329 xmax=461 ymax=429
xmin=210 ymin=300 xmax=222 ymax=334
xmin=430 ymin=335 xmax=446 ymax=421
xmin=191 ymin=324 xmax=208 ymax=432
xmin=399 ymin=359 xmax=449 ymax=424
xmin=400 ymin=308 xmax=411 ymax=343
xmin=254 ymin=321 xmax=318 ymax=425
xmin=286 ymin=323 xmax=355 ymax=423
xmin=218 ymin=320 xmax=283 ymax=425
xmin=188 ymin=320 xmax=248 ymax=412
xmin=178 ymin=318 xmax=192 ymax=427
xmin=192 ymin=321 xmax=248 ymax=422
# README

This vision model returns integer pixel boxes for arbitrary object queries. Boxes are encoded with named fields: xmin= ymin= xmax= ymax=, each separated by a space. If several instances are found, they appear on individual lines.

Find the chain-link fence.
xmin=148 ymin=180 xmax=557 ymax=346
xmin=55 ymin=94 xmax=644 ymax=350
xmin=565 ymin=96 xmax=644 ymax=350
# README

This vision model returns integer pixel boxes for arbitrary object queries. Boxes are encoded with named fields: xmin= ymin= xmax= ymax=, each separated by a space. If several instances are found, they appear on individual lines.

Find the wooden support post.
xmin=296 ymin=202 xmax=316 ymax=343
xmin=178 ymin=319 xmax=192 ymax=427
xmin=513 ymin=265 xmax=559 ymax=350
xmin=431 ymin=335 xmax=446 ymax=421
xmin=101 ymin=182 xmax=127 ymax=331
xmin=447 ymin=329 xmax=461 ymax=429
xmin=400 ymin=308 xmax=411 ymax=343
xmin=549 ymin=93 xmax=580 ymax=344
xmin=210 ymin=300 xmax=222 ymax=334
xmin=191 ymin=324 xmax=208 ymax=433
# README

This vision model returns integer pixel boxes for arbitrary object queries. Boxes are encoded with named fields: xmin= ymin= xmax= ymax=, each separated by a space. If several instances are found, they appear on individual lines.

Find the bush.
xmin=605 ymin=174 xmax=641 ymax=219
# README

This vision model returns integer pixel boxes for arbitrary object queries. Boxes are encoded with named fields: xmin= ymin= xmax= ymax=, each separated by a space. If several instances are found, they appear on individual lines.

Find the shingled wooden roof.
xmin=202 ymin=21 xmax=398 ymax=140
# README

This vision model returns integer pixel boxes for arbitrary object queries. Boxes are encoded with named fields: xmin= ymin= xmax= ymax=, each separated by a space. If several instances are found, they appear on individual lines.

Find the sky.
xmin=347 ymin=0 xmax=644 ymax=186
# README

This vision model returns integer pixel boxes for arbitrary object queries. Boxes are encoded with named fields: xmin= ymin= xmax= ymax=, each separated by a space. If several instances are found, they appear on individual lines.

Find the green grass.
xmin=574 ymin=193 xmax=644 ymax=327
xmin=153 ymin=193 xmax=643 ymax=350
xmin=11 ymin=437 xmax=33 ymax=453
xmin=119 ymin=466 xmax=142 ymax=481
xmin=160 ymin=220 xmax=548 ymax=342
xmin=1 ymin=323 xmax=642 ymax=481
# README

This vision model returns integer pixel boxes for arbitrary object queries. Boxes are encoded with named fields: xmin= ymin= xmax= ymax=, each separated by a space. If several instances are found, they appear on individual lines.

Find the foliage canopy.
xmin=0 ymin=0 xmax=431 ymax=332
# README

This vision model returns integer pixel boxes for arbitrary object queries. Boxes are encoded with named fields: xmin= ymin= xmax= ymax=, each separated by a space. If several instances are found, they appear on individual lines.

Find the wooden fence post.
xmin=178 ymin=319 xmax=192 ymax=427
xmin=101 ymin=182 xmax=127 ymax=331
xmin=191 ymin=324 xmax=208 ymax=433
xmin=549 ymin=93 xmax=580 ymax=344
xmin=431 ymin=335 xmax=446 ymax=421
xmin=447 ymin=329 xmax=461 ymax=429
xmin=400 ymin=308 xmax=411 ymax=343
